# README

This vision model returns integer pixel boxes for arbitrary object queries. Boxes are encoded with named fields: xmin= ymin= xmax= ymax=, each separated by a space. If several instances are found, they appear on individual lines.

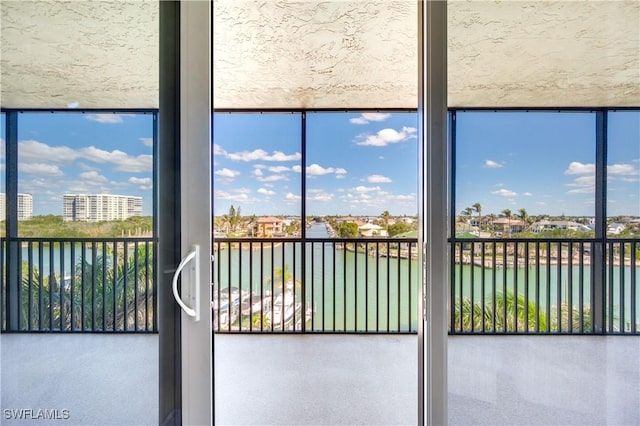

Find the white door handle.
xmin=172 ymin=245 xmax=200 ymax=321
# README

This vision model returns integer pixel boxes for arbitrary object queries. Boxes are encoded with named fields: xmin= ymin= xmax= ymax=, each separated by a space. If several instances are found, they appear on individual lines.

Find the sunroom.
xmin=1 ymin=1 xmax=639 ymax=425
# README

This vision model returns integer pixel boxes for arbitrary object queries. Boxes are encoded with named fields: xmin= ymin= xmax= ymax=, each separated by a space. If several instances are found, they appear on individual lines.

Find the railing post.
xmin=5 ymin=111 xmax=20 ymax=331
xmin=593 ymin=110 xmax=607 ymax=333
xmin=300 ymin=112 xmax=307 ymax=332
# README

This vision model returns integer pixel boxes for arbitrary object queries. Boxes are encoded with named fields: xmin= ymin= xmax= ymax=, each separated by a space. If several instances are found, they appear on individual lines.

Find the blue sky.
xmin=0 ymin=112 xmax=154 ymax=216
xmin=213 ymin=112 xmax=419 ymax=217
xmin=455 ymin=111 xmax=639 ymax=217
xmin=1 ymin=110 xmax=637 ymax=219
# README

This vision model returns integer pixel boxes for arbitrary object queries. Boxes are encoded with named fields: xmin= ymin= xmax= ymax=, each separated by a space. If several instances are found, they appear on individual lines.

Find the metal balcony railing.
xmin=1 ymin=237 xmax=156 ymax=332
xmin=4 ymin=235 xmax=636 ymax=335
xmin=213 ymin=238 xmax=419 ymax=333
xmin=450 ymin=237 xmax=639 ymax=335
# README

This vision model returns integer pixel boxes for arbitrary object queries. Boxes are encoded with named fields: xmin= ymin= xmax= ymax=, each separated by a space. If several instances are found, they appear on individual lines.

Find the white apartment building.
xmin=0 ymin=193 xmax=33 ymax=221
xmin=63 ymin=194 xmax=143 ymax=222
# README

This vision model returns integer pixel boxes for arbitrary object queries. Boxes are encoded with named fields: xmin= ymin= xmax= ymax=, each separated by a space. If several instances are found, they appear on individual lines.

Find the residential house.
xmin=530 ymin=220 xmax=592 ymax=233
xmin=490 ymin=217 xmax=526 ymax=234
xmin=254 ymin=216 xmax=284 ymax=237
xmin=358 ymin=222 xmax=387 ymax=237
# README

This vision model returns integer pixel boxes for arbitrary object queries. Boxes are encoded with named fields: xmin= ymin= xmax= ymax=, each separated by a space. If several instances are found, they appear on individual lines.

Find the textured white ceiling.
xmin=448 ymin=1 xmax=640 ymax=107
xmin=1 ymin=1 xmax=639 ymax=109
xmin=213 ymin=0 xmax=417 ymax=109
xmin=0 ymin=0 xmax=158 ymax=109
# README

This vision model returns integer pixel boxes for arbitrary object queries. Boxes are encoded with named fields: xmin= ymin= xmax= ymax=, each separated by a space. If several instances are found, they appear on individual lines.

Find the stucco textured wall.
xmin=2 ymin=1 xmax=637 ymax=109
xmin=0 ymin=0 xmax=158 ymax=109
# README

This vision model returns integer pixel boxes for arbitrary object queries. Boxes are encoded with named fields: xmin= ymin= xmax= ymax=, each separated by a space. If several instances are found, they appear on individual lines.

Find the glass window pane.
xmin=456 ymin=111 xmax=596 ymax=237
xmin=1 ymin=112 xmax=5 ymax=237
xmin=306 ymin=112 xmax=418 ymax=233
xmin=212 ymin=113 xmax=302 ymax=237
xmin=607 ymin=111 xmax=640 ymax=237
xmin=17 ymin=112 xmax=154 ymax=237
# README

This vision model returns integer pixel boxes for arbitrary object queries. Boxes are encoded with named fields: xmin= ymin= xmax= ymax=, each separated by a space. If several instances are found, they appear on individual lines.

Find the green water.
xmin=213 ymin=223 xmax=639 ymax=332
xmin=213 ymin=240 xmax=420 ymax=332
xmin=453 ymin=263 xmax=640 ymax=330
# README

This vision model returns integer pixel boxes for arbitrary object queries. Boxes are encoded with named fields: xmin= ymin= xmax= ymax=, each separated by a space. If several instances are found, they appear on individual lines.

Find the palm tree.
xmin=472 ymin=202 xmax=482 ymax=219
xmin=228 ymin=205 xmax=242 ymax=233
xmin=19 ymin=243 xmax=153 ymax=331
xmin=380 ymin=210 xmax=391 ymax=235
xmin=461 ymin=207 xmax=473 ymax=224
xmin=501 ymin=208 xmax=512 ymax=235
xmin=454 ymin=290 xmax=547 ymax=332
xmin=518 ymin=208 xmax=529 ymax=226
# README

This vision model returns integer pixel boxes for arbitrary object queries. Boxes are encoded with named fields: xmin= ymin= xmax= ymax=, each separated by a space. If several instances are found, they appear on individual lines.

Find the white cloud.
xmin=567 ymin=187 xmax=594 ymax=194
xmin=213 ymin=144 xmax=226 ymax=156
xmin=491 ymin=188 xmax=517 ymax=197
xmin=78 ymin=162 xmax=98 ymax=172
xmin=335 ymin=168 xmax=347 ymax=179
xmin=128 ymin=176 xmax=152 ymax=189
xmin=20 ymin=140 xmax=151 ymax=173
xmin=608 ymin=163 xmax=639 ymax=175
xmin=522 ymin=192 xmax=533 ymax=196
xmin=215 ymin=190 xmax=250 ymax=202
xmin=257 ymin=175 xmax=288 ymax=182
xmin=292 ymin=165 xmax=302 ymax=173
xmin=84 ymin=113 xmax=132 ymax=124
xmin=349 ymin=113 xmax=391 ymax=125
xmin=354 ymin=185 xmax=381 ymax=193
xmin=257 ymin=188 xmax=275 ymax=196
xmin=19 ymin=140 xmax=79 ymax=163
xmin=20 ymin=163 xmax=64 ymax=177
xmin=393 ymin=194 xmax=415 ymax=202
xmin=80 ymin=146 xmax=152 ymax=173
xmin=129 ymin=176 xmax=151 ymax=185
xmin=79 ymin=170 xmax=108 ymax=184
xmin=139 ymin=137 xmax=153 ymax=147
xmin=285 ymin=192 xmax=301 ymax=201
xmin=215 ymin=168 xmax=241 ymax=178
xmin=355 ymin=126 xmax=417 ymax=147
xmin=565 ymin=162 xmax=595 ymax=175
xmin=566 ymin=175 xmax=595 ymax=194
xmin=267 ymin=166 xmax=290 ymax=173
xmin=66 ymin=181 xmax=98 ymax=193
xmin=564 ymin=160 xmax=638 ymax=175
xmin=366 ymin=174 xmax=392 ymax=183
xmin=484 ymin=160 xmax=503 ymax=169
xmin=253 ymin=168 xmax=264 ymax=176
xmin=306 ymin=164 xmax=336 ymax=176
xmin=308 ymin=192 xmax=333 ymax=202
xmin=226 ymin=149 xmax=301 ymax=162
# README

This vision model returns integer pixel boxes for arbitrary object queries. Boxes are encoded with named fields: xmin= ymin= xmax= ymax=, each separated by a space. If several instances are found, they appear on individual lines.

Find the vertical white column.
xmin=180 ymin=1 xmax=212 ymax=425
xmin=418 ymin=1 xmax=448 ymax=425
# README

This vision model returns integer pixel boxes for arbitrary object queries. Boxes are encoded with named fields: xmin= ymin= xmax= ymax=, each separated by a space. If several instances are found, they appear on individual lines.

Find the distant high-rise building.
xmin=0 ymin=193 xmax=33 ymax=221
xmin=62 ymin=194 xmax=143 ymax=222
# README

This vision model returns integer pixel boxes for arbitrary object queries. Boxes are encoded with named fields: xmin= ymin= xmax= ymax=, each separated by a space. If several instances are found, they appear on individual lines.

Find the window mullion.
xmin=593 ymin=109 xmax=607 ymax=333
